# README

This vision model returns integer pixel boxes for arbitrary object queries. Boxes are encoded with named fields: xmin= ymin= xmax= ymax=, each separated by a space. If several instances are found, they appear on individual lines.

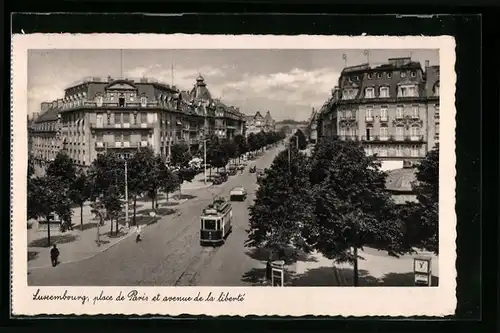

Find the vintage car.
xmin=256 ymin=168 xmax=266 ymax=180
xmin=249 ymin=165 xmax=257 ymax=173
xmin=228 ymin=165 xmax=238 ymax=176
xmin=213 ymin=172 xmax=229 ymax=185
xmin=230 ymin=186 xmax=247 ymax=201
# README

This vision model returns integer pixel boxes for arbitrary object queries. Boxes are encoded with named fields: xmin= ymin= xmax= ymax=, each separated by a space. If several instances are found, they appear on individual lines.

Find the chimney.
xmin=425 ymin=60 xmax=430 ymax=68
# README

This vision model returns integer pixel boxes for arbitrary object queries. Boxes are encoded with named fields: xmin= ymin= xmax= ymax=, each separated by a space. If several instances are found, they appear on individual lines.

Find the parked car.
xmin=230 ymin=186 xmax=247 ymax=201
xmin=249 ymin=165 xmax=257 ymax=173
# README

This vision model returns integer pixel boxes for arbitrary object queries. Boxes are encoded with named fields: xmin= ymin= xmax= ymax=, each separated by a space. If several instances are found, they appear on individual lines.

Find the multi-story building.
xmin=318 ymin=57 xmax=440 ymax=169
xmin=306 ymin=108 xmax=319 ymax=144
xmin=29 ymin=75 xmax=246 ymax=169
xmin=245 ymin=110 xmax=275 ymax=135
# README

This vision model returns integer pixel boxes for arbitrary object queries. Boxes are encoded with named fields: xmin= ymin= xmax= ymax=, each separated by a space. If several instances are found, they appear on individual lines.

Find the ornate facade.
xmin=318 ymin=57 xmax=440 ymax=164
xmin=29 ymin=75 xmax=246 ymax=168
xmin=245 ymin=110 xmax=275 ymax=136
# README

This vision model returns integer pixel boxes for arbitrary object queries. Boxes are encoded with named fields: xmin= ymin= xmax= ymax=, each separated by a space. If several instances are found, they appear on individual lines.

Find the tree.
xmin=233 ymin=134 xmax=248 ymax=163
xmin=307 ymin=137 xmax=397 ymax=286
xmin=87 ymin=151 xmax=125 ymax=234
xmin=161 ymin=165 xmax=181 ymax=202
xmin=28 ymin=153 xmax=35 ymax=178
xmin=292 ymin=129 xmax=307 ymax=150
xmin=126 ymin=148 xmax=154 ymax=225
xmin=207 ymin=135 xmax=229 ymax=172
xmin=400 ymin=147 xmax=439 ymax=254
xmin=70 ymin=169 xmax=92 ymax=230
xmin=46 ymin=151 xmax=76 ymax=185
xmin=170 ymin=142 xmax=192 ymax=168
xmin=246 ymin=147 xmax=314 ymax=262
xmin=256 ymin=131 xmax=267 ymax=151
xmin=146 ymin=155 xmax=168 ymax=211
xmin=29 ymin=176 xmax=70 ymax=245
xmin=247 ymin=133 xmax=258 ymax=152
xmin=222 ymin=139 xmax=238 ymax=164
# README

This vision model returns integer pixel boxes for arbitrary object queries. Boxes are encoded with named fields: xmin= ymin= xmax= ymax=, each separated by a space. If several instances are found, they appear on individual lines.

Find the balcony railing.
xmin=380 ymin=115 xmax=389 ymax=122
xmin=91 ymin=122 xmax=153 ymax=129
xmin=94 ymin=141 xmax=151 ymax=149
xmin=337 ymin=135 xmax=359 ymax=141
xmin=365 ymin=116 xmax=374 ymax=122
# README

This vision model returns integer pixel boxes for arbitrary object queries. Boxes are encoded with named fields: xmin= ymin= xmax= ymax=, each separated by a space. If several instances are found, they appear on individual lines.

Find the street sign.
xmin=413 ymin=256 xmax=432 ymax=286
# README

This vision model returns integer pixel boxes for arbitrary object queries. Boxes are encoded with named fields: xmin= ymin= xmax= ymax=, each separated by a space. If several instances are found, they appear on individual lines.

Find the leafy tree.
xmin=28 ymin=153 xmax=35 ymax=178
xmin=233 ymin=134 xmax=248 ymax=163
xmin=161 ymin=165 xmax=181 ymax=202
xmin=101 ymin=185 xmax=123 ymax=235
xmin=176 ymin=167 xmax=198 ymax=195
xmin=222 ymin=139 xmax=238 ymax=164
xmin=307 ymin=137 xmax=397 ymax=286
xmin=256 ymin=131 xmax=267 ymax=151
xmin=46 ymin=151 xmax=77 ymax=185
xmin=29 ymin=176 xmax=70 ymax=245
xmin=246 ymin=147 xmax=314 ymax=262
xmin=399 ymin=147 xmax=439 ymax=254
xmin=70 ymin=169 xmax=92 ymax=230
xmin=247 ymin=133 xmax=258 ymax=152
xmin=125 ymin=148 xmax=154 ymax=225
xmin=87 ymin=151 xmax=125 ymax=233
xmin=170 ymin=142 xmax=192 ymax=168
xmin=146 ymin=154 xmax=168 ymax=211
xmin=292 ymin=129 xmax=307 ymax=150
xmin=207 ymin=135 xmax=229 ymax=172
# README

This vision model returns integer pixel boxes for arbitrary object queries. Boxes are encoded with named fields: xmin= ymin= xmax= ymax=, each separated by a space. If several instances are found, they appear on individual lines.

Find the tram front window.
xmin=203 ymin=219 xmax=217 ymax=230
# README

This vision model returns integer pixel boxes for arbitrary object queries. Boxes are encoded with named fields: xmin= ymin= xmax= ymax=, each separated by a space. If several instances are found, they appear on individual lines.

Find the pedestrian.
xmin=50 ymin=244 xmax=60 ymax=267
xmin=135 ymin=225 xmax=142 ymax=243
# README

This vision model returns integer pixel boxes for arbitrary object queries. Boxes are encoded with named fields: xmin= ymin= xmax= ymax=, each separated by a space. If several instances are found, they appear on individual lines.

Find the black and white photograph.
xmin=12 ymin=34 xmax=456 ymax=317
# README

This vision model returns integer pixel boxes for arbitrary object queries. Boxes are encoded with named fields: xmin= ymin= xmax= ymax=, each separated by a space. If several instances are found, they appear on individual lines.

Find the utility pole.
xmin=124 ymin=159 xmax=129 ymax=229
xmin=204 ymin=138 xmax=207 ymax=184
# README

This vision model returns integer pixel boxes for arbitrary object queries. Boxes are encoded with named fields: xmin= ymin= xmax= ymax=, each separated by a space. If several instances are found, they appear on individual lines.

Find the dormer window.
xmin=433 ymin=82 xmax=440 ymax=96
xmin=377 ymin=72 xmax=383 ymax=79
xmin=411 ymin=71 xmax=417 ymax=78
xmin=379 ymin=86 xmax=390 ymax=98
xmin=398 ymin=85 xmax=418 ymax=97
xmin=96 ymin=95 xmax=104 ymax=107
xmin=387 ymin=72 xmax=392 ymax=78
xmin=342 ymin=89 xmax=358 ymax=100
xmin=367 ymin=73 xmax=373 ymax=79
xmin=401 ymin=72 xmax=406 ymax=78
xmin=140 ymin=96 xmax=148 ymax=107
xmin=119 ymin=96 xmax=125 ymax=107
xmin=365 ymin=87 xmax=375 ymax=99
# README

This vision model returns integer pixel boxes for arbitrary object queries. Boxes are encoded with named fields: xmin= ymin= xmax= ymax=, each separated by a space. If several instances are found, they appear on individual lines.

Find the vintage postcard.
xmin=12 ymin=34 xmax=456 ymax=317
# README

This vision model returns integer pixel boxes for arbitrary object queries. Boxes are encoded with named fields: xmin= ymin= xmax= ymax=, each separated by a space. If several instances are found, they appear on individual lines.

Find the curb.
xmin=29 ymin=214 xmax=160 ymax=271
xmin=28 ymin=195 xmax=196 ymax=271
xmin=181 ymin=183 xmax=213 ymax=191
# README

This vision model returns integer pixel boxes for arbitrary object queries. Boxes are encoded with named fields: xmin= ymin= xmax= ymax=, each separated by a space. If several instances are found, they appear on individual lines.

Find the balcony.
xmin=380 ymin=116 xmax=388 ymax=122
xmin=91 ymin=122 xmax=153 ymax=129
xmin=411 ymin=114 xmax=420 ymax=120
xmin=361 ymin=135 xmax=378 ymax=142
xmin=338 ymin=135 xmax=359 ymax=141
xmin=95 ymin=142 xmax=104 ymax=148
xmin=409 ymin=135 xmax=424 ymax=142
xmin=140 ymin=141 xmax=148 ymax=147
xmin=365 ymin=116 xmax=374 ymax=123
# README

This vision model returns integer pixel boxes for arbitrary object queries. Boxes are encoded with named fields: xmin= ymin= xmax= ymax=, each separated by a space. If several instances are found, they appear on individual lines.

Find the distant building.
xmin=318 ymin=57 xmax=440 ymax=170
xmin=305 ymin=108 xmax=318 ymax=144
xmin=385 ymin=160 xmax=418 ymax=205
xmin=29 ymin=75 xmax=246 ymax=169
xmin=245 ymin=110 xmax=275 ymax=135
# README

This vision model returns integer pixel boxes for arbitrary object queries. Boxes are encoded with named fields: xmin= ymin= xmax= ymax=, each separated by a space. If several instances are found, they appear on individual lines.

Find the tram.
xmin=200 ymin=197 xmax=233 ymax=246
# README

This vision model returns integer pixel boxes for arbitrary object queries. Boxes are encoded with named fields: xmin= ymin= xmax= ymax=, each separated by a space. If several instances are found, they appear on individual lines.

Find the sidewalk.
xmin=27 ymin=194 xmax=191 ymax=270
xmin=278 ymin=248 xmax=439 ymax=287
xmin=181 ymin=171 xmax=214 ymax=191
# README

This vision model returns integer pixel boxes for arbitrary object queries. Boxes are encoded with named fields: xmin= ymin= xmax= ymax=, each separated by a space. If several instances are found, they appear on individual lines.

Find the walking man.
xmin=50 ymin=244 xmax=60 ymax=267
xmin=135 ymin=225 xmax=142 ymax=243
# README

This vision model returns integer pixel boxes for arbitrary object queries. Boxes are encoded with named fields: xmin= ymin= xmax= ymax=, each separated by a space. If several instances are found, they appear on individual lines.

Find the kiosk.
xmin=271 ymin=260 xmax=285 ymax=287
xmin=413 ymin=256 xmax=432 ymax=286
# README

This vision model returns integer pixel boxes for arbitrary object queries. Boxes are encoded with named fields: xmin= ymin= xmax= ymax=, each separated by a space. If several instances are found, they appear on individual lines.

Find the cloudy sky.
xmin=28 ymin=49 xmax=438 ymax=121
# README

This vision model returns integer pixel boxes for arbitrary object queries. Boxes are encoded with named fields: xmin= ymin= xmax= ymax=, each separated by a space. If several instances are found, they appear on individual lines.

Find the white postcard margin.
xmin=11 ymin=34 xmax=457 ymax=317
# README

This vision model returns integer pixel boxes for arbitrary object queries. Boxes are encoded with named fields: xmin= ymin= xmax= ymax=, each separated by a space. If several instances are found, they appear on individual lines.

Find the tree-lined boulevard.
xmin=28 ymin=128 xmax=439 ymax=287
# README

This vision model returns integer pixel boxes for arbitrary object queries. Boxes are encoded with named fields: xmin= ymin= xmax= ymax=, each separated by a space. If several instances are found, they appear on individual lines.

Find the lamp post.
xmin=204 ymin=137 xmax=207 ymax=184
xmin=123 ymin=158 xmax=129 ymax=229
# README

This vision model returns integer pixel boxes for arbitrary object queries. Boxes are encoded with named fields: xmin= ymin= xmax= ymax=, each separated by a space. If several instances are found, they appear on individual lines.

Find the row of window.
xmin=340 ymin=126 xmax=423 ymax=138
xmin=365 ymin=144 xmax=422 ymax=157
xmin=342 ymin=85 xmax=420 ymax=100
xmin=340 ymin=105 xmax=421 ymax=119
xmin=347 ymin=70 xmax=418 ymax=83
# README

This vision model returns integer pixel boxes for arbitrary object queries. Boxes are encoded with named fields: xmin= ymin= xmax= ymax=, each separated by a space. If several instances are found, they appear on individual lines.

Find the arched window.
xmin=140 ymin=95 xmax=148 ymax=107
xmin=433 ymin=81 xmax=440 ymax=96
xmin=379 ymin=86 xmax=390 ymax=98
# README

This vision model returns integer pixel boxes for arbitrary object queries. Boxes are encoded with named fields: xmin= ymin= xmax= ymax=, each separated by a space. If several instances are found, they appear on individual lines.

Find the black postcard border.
xmin=3 ymin=8 xmax=494 ymax=332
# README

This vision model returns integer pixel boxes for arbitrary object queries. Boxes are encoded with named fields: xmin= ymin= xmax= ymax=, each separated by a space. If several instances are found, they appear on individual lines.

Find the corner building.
xmin=30 ymin=75 xmax=246 ymax=168
xmin=319 ymin=57 xmax=440 ymax=168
